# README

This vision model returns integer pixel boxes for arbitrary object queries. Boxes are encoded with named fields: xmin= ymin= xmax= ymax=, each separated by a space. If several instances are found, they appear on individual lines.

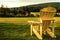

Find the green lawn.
xmin=0 ymin=17 xmax=60 ymax=40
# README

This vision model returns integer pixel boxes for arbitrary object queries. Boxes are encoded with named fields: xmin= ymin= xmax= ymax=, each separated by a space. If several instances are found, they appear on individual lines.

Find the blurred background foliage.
xmin=0 ymin=2 xmax=60 ymax=17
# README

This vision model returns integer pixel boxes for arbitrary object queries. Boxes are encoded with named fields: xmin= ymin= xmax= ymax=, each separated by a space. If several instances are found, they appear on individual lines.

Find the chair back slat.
xmin=40 ymin=7 xmax=57 ymax=20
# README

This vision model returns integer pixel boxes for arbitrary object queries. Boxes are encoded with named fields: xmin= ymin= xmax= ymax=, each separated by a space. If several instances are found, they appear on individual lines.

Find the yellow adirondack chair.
xmin=28 ymin=7 xmax=57 ymax=40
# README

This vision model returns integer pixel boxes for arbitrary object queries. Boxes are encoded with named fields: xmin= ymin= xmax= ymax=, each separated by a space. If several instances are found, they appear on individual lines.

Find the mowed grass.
xmin=0 ymin=17 xmax=60 ymax=40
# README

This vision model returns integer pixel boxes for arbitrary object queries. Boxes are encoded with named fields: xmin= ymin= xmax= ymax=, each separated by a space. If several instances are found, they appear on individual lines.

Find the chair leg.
xmin=40 ymin=26 xmax=42 ymax=37
xmin=52 ymin=20 xmax=56 ymax=38
xmin=30 ymin=24 xmax=33 ymax=36
xmin=39 ymin=19 xmax=43 ymax=38
xmin=40 ymin=24 xmax=42 ymax=40
xmin=33 ymin=28 xmax=42 ymax=40
xmin=52 ymin=20 xmax=55 ymax=33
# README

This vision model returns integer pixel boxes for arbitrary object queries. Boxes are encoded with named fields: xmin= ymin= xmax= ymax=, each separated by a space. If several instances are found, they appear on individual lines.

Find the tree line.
xmin=0 ymin=6 xmax=60 ymax=17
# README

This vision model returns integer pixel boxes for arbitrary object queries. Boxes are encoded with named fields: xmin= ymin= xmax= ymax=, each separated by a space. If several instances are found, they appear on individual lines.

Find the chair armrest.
xmin=28 ymin=21 xmax=42 ymax=24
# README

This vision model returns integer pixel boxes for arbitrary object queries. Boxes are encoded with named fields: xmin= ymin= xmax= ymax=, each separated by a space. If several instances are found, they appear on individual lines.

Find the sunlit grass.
xmin=0 ymin=17 xmax=60 ymax=27
xmin=0 ymin=17 xmax=59 ymax=23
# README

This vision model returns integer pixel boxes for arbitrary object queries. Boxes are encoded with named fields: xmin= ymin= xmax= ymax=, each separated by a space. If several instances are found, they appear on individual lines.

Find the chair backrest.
xmin=40 ymin=7 xmax=57 ymax=20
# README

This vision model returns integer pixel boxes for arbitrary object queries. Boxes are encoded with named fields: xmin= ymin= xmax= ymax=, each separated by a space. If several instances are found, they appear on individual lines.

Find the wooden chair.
xmin=28 ymin=7 xmax=57 ymax=40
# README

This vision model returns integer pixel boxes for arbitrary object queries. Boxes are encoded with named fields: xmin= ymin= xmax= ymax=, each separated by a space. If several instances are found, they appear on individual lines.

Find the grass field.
xmin=0 ymin=17 xmax=60 ymax=25
xmin=0 ymin=17 xmax=60 ymax=40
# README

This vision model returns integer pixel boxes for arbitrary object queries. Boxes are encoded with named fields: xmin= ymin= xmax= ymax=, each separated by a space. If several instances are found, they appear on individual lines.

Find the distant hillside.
xmin=27 ymin=2 xmax=60 ymax=7
xmin=20 ymin=2 xmax=60 ymax=12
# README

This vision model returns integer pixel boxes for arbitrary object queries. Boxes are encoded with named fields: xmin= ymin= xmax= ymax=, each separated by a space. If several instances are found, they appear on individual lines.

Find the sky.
xmin=0 ymin=0 xmax=60 ymax=8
